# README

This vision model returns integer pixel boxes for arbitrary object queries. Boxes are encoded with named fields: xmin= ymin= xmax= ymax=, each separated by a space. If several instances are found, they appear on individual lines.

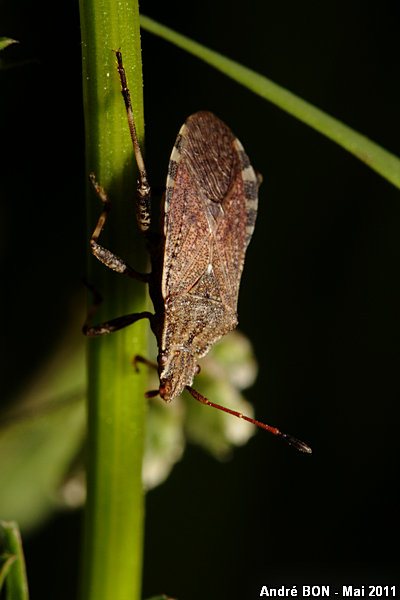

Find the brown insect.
xmin=84 ymin=51 xmax=311 ymax=454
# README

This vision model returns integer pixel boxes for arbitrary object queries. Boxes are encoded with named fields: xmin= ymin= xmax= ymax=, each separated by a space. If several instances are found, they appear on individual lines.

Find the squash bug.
xmin=83 ymin=50 xmax=311 ymax=454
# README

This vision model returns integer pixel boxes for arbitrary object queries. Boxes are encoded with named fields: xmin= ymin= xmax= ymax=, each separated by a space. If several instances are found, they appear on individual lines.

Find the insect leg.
xmin=89 ymin=173 xmax=150 ymax=283
xmin=132 ymin=355 xmax=157 ymax=372
xmin=83 ymin=312 xmax=152 ymax=337
xmin=132 ymin=357 xmax=161 ymax=399
xmin=144 ymin=390 xmax=160 ymax=399
xmin=83 ymin=280 xmax=153 ymax=337
xmin=114 ymin=50 xmax=151 ymax=233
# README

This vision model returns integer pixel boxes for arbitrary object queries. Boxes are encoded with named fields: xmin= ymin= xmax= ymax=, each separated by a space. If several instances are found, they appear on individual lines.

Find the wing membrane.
xmin=162 ymin=111 xmax=259 ymax=314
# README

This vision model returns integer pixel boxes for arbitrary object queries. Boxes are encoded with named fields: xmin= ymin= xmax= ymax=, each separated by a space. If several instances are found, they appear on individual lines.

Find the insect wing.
xmin=162 ymin=111 xmax=259 ymax=312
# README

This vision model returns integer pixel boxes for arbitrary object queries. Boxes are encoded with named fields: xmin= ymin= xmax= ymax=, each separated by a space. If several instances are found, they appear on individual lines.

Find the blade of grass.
xmin=0 ymin=521 xmax=29 ymax=600
xmin=0 ymin=555 xmax=17 ymax=591
xmin=140 ymin=15 xmax=400 ymax=190
xmin=79 ymin=2 xmax=147 ymax=600
xmin=0 ymin=37 xmax=18 ymax=51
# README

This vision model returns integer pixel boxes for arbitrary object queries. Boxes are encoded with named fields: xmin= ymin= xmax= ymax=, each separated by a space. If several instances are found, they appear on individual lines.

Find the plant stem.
xmin=140 ymin=15 xmax=400 ymax=190
xmin=79 ymin=2 xmax=147 ymax=600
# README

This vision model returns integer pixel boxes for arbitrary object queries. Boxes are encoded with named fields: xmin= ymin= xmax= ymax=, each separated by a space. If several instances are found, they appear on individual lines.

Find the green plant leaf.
xmin=0 ymin=399 xmax=85 ymax=532
xmin=140 ymin=15 xmax=400 ymax=190
xmin=0 ymin=554 xmax=17 ymax=591
xmin=0 ymin=522 xmax=29 ymax=600
xmin=0 ymin=318 xmax=86 ymax=532
xmin=0 ymin=37 xmax=18 ymax=51
xmin=0 ymin=312 xmax=257 ymax=532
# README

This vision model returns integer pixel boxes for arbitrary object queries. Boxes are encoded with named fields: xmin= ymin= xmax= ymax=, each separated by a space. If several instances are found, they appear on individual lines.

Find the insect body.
xmin=156 ymin=111 xmax=258 ymax=402
xmin=84 ymin=51 xmax=311 ymax=454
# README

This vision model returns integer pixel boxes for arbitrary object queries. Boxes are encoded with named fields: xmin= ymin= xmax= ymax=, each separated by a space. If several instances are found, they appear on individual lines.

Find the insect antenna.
xmin=185 ymin=386 xmax=312 ymax=454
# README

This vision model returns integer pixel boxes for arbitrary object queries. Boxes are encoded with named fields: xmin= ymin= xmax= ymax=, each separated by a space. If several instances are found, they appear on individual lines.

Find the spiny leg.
xmin=185 ymin=385 xmax=312 ymax=454
xmin=89 ymin=173 xmax=149 ymax=282
xmin=133 ymin=355 xmax=158 ymax=373
xmin=132 ymin=356 xmax=160 ymax=398
xmin=83 ymin=280 xmax=153 ymax=337
xmin=82 ymin=280 xmax=103 ymax=335
xmin=114 ymin=49 xmax=151 ymax=233
xmin=83 ymin=312 xmax=152 ymax=337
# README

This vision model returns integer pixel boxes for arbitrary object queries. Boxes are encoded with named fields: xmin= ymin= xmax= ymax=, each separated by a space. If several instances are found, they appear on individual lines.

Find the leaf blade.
xmin=0 ymin=521 xmax=29 ymax=600
xmin=0 ymin=37 xmax=18 ymax=51
xmin=140 ymin=15 xmax=400 ymax=189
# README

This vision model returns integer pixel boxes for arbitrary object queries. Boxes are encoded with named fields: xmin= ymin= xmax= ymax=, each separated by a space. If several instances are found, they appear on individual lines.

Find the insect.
xmin=84 ymin=50 xmax=311 ymax=454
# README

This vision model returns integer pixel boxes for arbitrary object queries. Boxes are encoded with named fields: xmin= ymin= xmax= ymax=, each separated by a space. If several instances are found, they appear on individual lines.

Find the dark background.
xmin=1 ymin=1 xmax=399 ymax=598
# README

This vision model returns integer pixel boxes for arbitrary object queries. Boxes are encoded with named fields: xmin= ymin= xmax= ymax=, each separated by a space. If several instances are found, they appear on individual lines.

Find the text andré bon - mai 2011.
xmin=260 ymin=586 xmax=396 ymax=599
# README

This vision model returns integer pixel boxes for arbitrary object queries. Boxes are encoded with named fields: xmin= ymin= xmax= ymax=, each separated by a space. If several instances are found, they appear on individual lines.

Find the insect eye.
xmin=157 ymin=353 xmax=168 ymax=366
xmin=194 ymin=364 xmax=201 ymax=375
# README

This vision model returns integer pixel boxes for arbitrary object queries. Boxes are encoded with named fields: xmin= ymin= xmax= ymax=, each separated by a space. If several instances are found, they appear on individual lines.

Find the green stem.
xmin=79 ymin=2 xmax=147 ymax=600
xmin=140 ymin=15 xmax=400 ymax=190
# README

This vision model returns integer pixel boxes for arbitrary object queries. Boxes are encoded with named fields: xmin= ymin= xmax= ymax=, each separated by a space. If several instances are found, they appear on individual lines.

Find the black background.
xmin=1 ymin=1 xmax=400 ymax=599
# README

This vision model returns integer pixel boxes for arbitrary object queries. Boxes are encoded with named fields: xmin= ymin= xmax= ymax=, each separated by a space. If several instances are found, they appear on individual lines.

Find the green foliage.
xmin=0 ymin=322 xmax=85 ymax=531
xmin=0 ymin=327 xmax=256 ymax=531
xmin=0 ymin=37 xmax=19 ymax=69
xmin=0 ymin=37 xmax=18 ymax=51
xmin=0 ymin=521 xmax=29 ymax=600
xmin=140 ymin=15 xmax=400 ymax=190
